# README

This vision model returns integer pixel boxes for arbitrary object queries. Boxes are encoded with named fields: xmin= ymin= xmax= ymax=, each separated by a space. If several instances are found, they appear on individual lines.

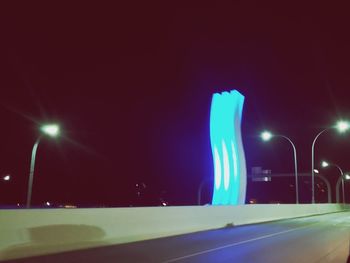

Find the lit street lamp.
xmin=311 ymin=121 xmax=350 ymax=203
xmin=26 ymin=124 xmax=60 ymax=208
xmin=321 ymin=161 xmax=330 ymax=168
xmin=261 ymin=131 xmax=299 ymax=204
xmin=2 ymin=175 xmax=10 ymax=181
xmin=321 ymin=160 xmax=345 ymax=204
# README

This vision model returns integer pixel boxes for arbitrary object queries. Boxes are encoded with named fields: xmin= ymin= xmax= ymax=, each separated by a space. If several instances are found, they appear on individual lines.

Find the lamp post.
xmin=321 ymin=161 xmax=345 ymax=204
xmin=311 ymin=121 xmax=349 ymax=203
xmin=26 ymin=124 xmax=60 ymax=208
xmin=314 ymin=169 xmax=332 ymax=203
xmin=343 ymin=174 xmax=350 ymax=203
xmin=197 ymin=177 xmax=213 ymax=205
xmin=261 ymin=131 xmax=299 ymax=204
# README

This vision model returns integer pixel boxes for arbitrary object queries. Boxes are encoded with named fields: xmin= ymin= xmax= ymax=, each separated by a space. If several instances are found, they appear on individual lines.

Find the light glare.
xmin=336 ymin=121 xmax=350 ymax=133
xmin=261 ymin=131 xmax=273 ymax=141
xmin=41 ymin=124 xmax=60 ymax=137
xmin=321 ymin=161 xmax=329 ymax=168
xmin=222 ymin=141 xmax=230 ymax=191
xmin=214 ymin=147 xmax=221 ymax=190
xmin=345 ymin=174 xmax=350 ymax=180
xmin=3 ymin=175 xmax=10 ymax=181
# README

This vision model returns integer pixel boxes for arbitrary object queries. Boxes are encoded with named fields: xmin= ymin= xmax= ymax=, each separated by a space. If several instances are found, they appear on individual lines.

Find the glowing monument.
xmin=210 ymin=90 xmax=247 ymax=205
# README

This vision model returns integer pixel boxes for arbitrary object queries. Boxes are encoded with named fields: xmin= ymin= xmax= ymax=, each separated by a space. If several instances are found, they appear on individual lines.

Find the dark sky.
xmin=1 ymin=3 xmax=350 ymax=206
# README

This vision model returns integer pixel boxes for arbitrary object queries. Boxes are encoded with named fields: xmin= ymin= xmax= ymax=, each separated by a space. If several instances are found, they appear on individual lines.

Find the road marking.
xmin=162 ymin=224 xmax=315 ymax=263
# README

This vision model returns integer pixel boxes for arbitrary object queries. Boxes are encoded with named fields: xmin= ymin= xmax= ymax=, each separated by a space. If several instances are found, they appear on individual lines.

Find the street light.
xmin=321 ymin=161 xmax=329 ymax=168
xmin=26 ymin=123 xmax=60 ymax=208
xmin=337 ymin=174 xmax=350 ymax=204
xmin=336 ymin=121 xmax=350 ymax=133
xmin=321 ymin=160 xmax=345 ymax=204
xmin=40 ymin=124 xmax=60 ymax=137
xmin=311 ymin=120 xmax=350 ymax=203
xmin=2 ymin=175 xmax=10 ymax=181
xmin=260 ymin=130 xmax=299 ymax=204
xmin=261 ymin=131 xmax=273 ymax=141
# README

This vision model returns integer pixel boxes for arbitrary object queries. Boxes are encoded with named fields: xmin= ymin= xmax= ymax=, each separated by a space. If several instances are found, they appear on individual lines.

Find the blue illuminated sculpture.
xmin=210 ymin=90 xmax=247 ymax=205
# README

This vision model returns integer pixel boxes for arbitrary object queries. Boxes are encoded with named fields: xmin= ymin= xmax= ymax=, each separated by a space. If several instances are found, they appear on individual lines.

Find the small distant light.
xmin=261 ymin=131 xmax=273 ymax=141
xmin=3 ymin=175 xmax=10 ymax=181
xmin=45 ymin=201 xmax=51 ymax=206
xmin=17 ymin=203 xmax=20 ymax=207
xmin=249 ymin=199 xmax=257 ymax=204
xmin=321 ymin=161 xmax=329 ymax=168
xmin=161 ymin=202 xmax=167 ymax=206
xmin=314 ymin=169 xmax=320 ymax=174
xmin=64 ymin=204 xmax=76 ymax=208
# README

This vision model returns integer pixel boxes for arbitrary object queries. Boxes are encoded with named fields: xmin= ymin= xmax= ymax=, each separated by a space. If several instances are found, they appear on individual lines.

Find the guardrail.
xmin=0 ymin=203 xmax=348 ymax=261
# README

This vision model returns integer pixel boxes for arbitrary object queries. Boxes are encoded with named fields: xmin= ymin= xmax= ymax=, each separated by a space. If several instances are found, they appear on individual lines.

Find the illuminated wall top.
xmin=210 ymin=90 xmax=247 ymax=205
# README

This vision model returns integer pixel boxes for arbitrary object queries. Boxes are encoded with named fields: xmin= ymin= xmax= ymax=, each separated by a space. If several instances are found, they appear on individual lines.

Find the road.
xmin=4 ymin=211 xmax=350 ymax=263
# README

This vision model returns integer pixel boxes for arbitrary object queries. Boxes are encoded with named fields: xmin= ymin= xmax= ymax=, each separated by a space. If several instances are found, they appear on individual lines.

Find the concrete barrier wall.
xmin=0 ymin=204 xmax=348 ymax=261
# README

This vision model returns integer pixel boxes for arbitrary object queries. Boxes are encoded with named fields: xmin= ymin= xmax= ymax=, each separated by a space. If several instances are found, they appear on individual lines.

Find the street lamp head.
xmin=261 ymin=131 xmax=273 ymax=141
xmin=345 ymin=174 xmax=350 ymax=180
xmin=335 ymin=121 xmax=350 ymax=133
xmin=3 ymin=175 xmax=10 ymax=181
xmin=313 ymin=169 xmax=320 ymax=174
xmin=40 ymin=124 xmax=60 ymax=137
xmin=321 ymin=161 xmax=329 ymax=168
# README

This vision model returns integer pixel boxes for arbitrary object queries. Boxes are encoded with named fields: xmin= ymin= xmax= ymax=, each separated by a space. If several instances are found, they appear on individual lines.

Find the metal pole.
xmin=311 ymin=129 xmax=328 ymax=204
xmin=317 ymin=174 xmax=332 ymax=203
xmin=335 ymin=165 xmax=345 ymax=204
xmin=333 ymin=164 xmax=343 ymax=204
xmin=26 ymin=137 xmax=41 ymax=208
xmin=336 ymin=176 xmax=342 ymax=203
xmin=278 ymin=135 xmax=298 ymax=204
xmin=197 ymin=178 xmax=212 ymax=205
xmin=342 ymin=178 xmax=345 ymax=203
xmin=197 ymin=180 xmax=205 ymax=205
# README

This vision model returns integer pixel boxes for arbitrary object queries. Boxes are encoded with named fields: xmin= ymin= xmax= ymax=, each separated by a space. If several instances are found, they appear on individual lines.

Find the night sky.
xmin=1 ymin=3 xmax=350 ymax=207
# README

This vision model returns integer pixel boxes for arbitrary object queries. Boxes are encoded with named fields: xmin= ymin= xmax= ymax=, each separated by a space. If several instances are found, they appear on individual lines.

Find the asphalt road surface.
xmin=4 ymin=211 xmax=350 ymax=263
